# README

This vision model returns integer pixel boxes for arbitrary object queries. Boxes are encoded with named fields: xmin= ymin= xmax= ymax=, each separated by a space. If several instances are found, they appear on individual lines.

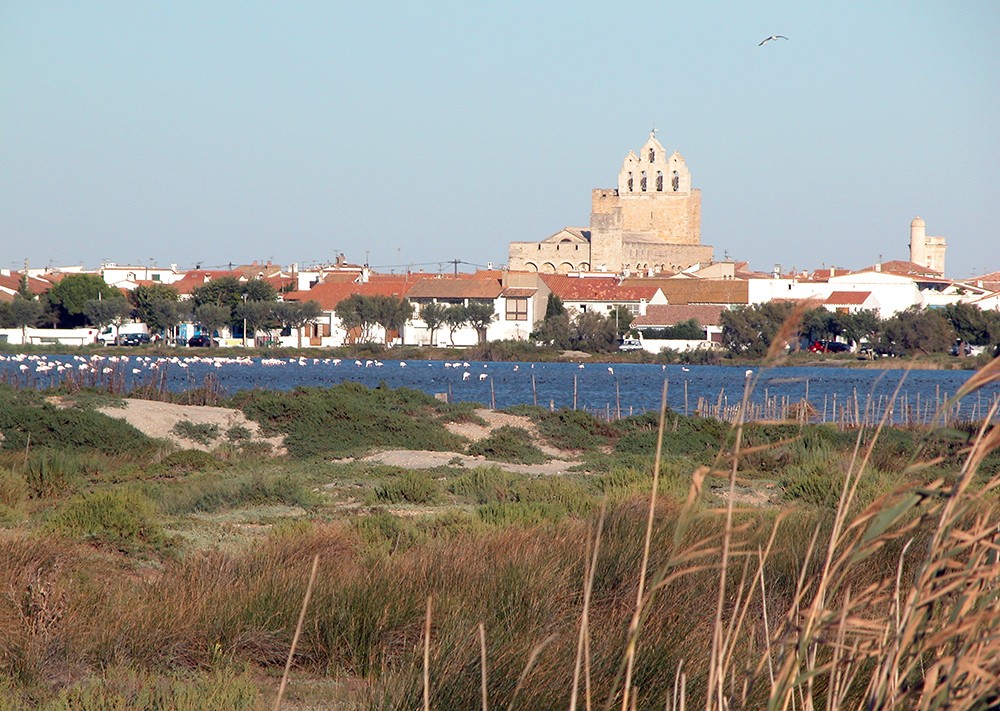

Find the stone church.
xmin=508 ymin=132 xmax=713 ymax=275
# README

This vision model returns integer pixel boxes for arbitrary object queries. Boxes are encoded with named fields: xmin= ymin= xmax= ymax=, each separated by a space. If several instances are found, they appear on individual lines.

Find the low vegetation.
xmin=0 ymin=359 xmax=998 ymax=708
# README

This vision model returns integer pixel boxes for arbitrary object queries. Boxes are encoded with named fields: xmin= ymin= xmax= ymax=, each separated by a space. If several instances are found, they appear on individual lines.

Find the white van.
xmin=97 ymin=322 xmax=149 ymax=346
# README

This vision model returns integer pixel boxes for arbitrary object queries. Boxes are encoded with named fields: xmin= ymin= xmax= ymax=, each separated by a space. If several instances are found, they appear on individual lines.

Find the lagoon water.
xmin=3 ymin=353 xmax=999 ymax=423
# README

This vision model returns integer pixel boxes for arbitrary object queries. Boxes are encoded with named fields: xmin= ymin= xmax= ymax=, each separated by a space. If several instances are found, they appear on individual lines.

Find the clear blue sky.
xmin=2 ymin=1 xmax=997 ymax=277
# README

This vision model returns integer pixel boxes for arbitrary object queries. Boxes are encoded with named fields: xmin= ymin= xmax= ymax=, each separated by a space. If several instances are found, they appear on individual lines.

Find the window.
xmin=627 ymin=172 xmax=634 ymax=192
xmin=640 ymin=171 xmax=647 ymax=192
xmin=656 ymin=171 xmax=663 ymax=191
xmin=506 ymin=297 xmax=528 ymax=321
xmin=648 ymin=148 xmax=655 ymax=162
xmin=672 ymin=171 xmax=680 ymax=191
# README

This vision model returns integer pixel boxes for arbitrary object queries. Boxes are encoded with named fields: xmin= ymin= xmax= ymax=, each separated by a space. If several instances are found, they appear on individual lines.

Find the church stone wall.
xmin=508 ymin=241 xmax=591 ymax=273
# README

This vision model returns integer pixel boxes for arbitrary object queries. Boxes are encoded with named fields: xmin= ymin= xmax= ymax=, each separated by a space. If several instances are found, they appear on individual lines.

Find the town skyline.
xmin=3 ymin=3 xmax=997 ymax=277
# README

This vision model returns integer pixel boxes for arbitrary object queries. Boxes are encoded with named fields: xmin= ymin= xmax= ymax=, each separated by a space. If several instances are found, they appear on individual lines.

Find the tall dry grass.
xmin=1 ymin=358 xmax=998 ymax=709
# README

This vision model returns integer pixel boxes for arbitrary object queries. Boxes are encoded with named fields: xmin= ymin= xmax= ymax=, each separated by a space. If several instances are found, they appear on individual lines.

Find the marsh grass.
xmin=47 ymin=489 xmax=167 ymax=553
xmin=1 ymin=356 xmax=999 ymax=709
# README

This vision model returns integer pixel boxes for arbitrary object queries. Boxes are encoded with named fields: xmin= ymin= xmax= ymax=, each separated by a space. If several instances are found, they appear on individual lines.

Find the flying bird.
xmin=758 ymin=35 xmax=788 ymax=46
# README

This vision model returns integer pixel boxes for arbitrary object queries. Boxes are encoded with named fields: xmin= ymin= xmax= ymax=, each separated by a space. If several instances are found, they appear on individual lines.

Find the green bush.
xmin=149 ymin=472 xmax=316 ymax=515
xmin=373 ymin=471 xmax=441 ymax=504
xmin=48 ymin=489 xmax=166 ymax=551
xmin=170 ymin=421 xmax=221 ymax=446
xmin=229 ymin=383 xmax=468 ymax=458
xmin=0 ymin=386 xmax=153 ymax=456
xmin=448 ymin=467 xmax=521 ymax=504
xmin=17 ymin=448 xmax=112 ymax=498
xmin=155 ymin=450 xmax=227 ymax=475
xmin=533 ymin=409 xmax=616 ymax=451
xmin=225 ymin=424 xmax=253 ymax=443
xmin=466 ymin=426 xmax=547 ymax=464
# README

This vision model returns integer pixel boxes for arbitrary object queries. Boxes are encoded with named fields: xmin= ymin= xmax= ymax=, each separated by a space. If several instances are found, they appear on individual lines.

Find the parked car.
xmin=187 ymin=335 xmax=218 ymax=347
xmin=619 ymin=337 xmax=644 ymax=352
xmin=97 ymin=323 xmax=149 ymax=346
xmin=808 ymin=340 xmax=850 ymax=353
xmin=118 ymin=332 xmax=151 ymax=346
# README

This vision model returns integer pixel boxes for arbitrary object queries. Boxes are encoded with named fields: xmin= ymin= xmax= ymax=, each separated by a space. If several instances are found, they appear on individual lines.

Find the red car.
xmin=808 ymin=340 xmax=850 ymax=353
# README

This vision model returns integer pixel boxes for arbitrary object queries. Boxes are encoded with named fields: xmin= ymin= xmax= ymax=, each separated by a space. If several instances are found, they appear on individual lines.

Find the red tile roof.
xmin=858 ymin=261 xmax=942 ymax=277
xmin=0 ymin=272 xmax=53 ymax=296
xmin=622 ymin=277 xmax=749 ymax=305
xmin=541 ymin=274 xmax=660 ymax=302
xmin=631 ymin=304 xmax=726 ymax=328
xmin=824 ymin=291 xmax=873 ymax=305
xmin=407 ymin=276 xmax=503 ymax=300
xmin=283 ymin=279 xmax=414 ymax=310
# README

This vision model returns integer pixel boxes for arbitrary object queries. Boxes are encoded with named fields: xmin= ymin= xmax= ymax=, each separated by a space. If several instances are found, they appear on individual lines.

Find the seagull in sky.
xmin=758 ymin=35 xmax=788 ymax=46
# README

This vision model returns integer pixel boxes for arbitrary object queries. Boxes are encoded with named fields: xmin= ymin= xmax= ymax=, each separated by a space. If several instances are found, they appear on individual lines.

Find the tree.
xmin=83 ymin=297 xmax=131 ymax=341
xmin=148 ymin=300 xmax=187 ymax=345
xmin=273 ymin=301 xmax=322 ymax=348
xmin=544 ymin=293 xmax=566 ymax=320
xmin=443 ymin=305 xmax=468 ymax=346
xmin=800 ymin=308 xmax=840 ymax=343
xmin=877 ymin=306 xmax=954 ymax=356
xmin=531 ymin=313 xmax=573 ymax=349
xmin=191 ymin=276 xmax=244 ymax=310
xmin=419 ymin=302 xmax=449 ymax=346
xmin=7 ymin=296 xmax=44 ymax=342
xmin=242 ymin=278 xmax=278 ymax=303
xmin=837 ymin=309 xmax=880 ymax=349
xmin=372 ymin=296 xmax=413 ymax=344
xmin=235 ymin=300 xmax=277 ymax=346
xmin=335 ymin=294 xmax=380 ymax=343
xmin=610 ymin=305 xmax=634 ymax=339
xmin=572 ymin=311 xmax=618 ymax=353
xmin=941 ymin=303 xmax=999 ymax=347
xmin=46 ymin=274 xmax=122 ymax=327
xmin=720 ymin=302 xmax=795 ymax=356
xmin=17 ymin=272 xmax=32 ymax=300
xmin=131 ymin=283 xmax=179 ymax=326
xmin=193 ymin=304 xmax=231 ymax=345
xmin=464 ymin=301 xmax=496 ymax=344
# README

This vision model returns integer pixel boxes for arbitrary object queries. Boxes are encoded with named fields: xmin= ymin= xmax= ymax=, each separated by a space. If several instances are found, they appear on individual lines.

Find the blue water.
xmin=3 ymin=353 xmax=998 ymax=424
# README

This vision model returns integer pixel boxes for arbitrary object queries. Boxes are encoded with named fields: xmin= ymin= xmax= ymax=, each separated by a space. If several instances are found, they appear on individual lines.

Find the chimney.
xmin=874 ymin=263 xmax=881 ymax=273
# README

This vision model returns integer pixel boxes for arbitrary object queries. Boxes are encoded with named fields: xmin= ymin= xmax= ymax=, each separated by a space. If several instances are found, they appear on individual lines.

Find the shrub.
xmin=149 ymin=472 xmax=316 ymax=515
xmin=466 ymin=426 xmax=547 ymax=464
xmin=373 ymin=471 xmax=441 ymax=504
xmin=533 ymin=409 xmax=616 ymax=451
xmin=230 ymin=383 xmax=468 ymax=458
xmin=0 ymin=387 xmax=153 ymax=456
xmin=155 ymin=450 xmax=226 ymax=475
xmin=21 ymin=449 xmax=100 ymax=498
xmin=170 ymin=421 xmax=220 ymax=446
xmin=51 ymin=667 xmax=260 ymax=710
xmin=225 ymin=424 xmax=253 ymax=443
xmin=448 ymin=467 xmax=521 ymax=504
xmin=48 ymin=489 xmax=166 ymax=552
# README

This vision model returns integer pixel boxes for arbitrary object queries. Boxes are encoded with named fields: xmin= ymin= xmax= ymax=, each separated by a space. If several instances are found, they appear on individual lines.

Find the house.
xmin=404 ymin=271 xmax=549 ymax=346
xmin=541 ymin=274 xmax=667 ymax=319
xmin=822 ymin=291 xmax=880 ymax=314
xmin=0 ymin=271 xmax=55 ymax=302
xmin=622 ymin=275 xmax=748 ymax=307
xmin=282 ymin=278 xmax=416 ymax=347
xmin=628 ymin=304 xmax=726 ymax=352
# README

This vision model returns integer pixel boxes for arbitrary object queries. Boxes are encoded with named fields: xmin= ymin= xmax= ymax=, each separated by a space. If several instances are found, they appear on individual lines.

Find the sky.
xmin=2 ymin=1 xmax=998 ymax=278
